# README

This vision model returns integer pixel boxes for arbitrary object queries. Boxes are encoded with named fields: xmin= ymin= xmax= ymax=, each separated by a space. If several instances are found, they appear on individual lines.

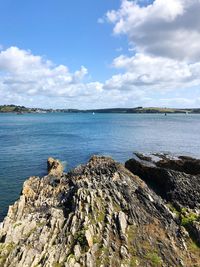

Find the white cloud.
xmin=108 ymin=53 xmax=200 ymax=90
xmin=0 ymin=47 xmax=140 ymax=109
xmin=0 ymin=47 xmax=104 ymax=107
xmin=107 ymin=0 xmax=200 ymax=61
xmin=98 ymin=0 xmax=200 ymax=107
xmin=0 ymin=45 xmax=200 ymax=109
xmin=0 ymin=47 xmax=52 ymax=73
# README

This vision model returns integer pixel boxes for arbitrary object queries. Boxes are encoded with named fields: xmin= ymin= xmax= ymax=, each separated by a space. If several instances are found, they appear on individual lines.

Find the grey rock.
xmin=118 ymin=211 xmax=127 ymax=234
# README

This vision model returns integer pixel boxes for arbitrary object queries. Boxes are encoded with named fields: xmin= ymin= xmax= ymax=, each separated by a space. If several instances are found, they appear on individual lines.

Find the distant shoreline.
xmin=0 ymin=104 xmax=200 ymax=114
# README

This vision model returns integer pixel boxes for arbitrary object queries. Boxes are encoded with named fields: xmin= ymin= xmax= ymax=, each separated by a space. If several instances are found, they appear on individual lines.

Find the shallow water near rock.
xmin=0 ymin=112 xmax=200 ymax=221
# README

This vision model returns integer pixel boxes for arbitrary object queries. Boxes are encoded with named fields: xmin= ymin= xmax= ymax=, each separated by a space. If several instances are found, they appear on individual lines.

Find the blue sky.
xmin=0 ymin=0 xmax=125 ymax=81
xmin=0 ymin=0 xmax=200 ymax=108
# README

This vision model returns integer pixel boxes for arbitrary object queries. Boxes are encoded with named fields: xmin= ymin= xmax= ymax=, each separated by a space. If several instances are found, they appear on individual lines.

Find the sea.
xmin=0 ymin=112 xmax=200 ymax=221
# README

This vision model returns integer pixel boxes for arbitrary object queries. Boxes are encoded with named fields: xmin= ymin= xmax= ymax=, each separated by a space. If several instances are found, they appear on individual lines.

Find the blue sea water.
xmin=0 ymin=112 xmax=200 ymax=221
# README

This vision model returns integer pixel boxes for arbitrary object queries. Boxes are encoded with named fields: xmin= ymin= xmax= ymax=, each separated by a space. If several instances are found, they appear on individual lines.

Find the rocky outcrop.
xmin=125 ymin=153 xmax=200 ymax=248
xmin=0 ymin=156 xmax=199 ymax=267
xmin=47 ymin=157 xmax=64 ymax=177
xmin=125 ymin=153 xmax=200 ymax=210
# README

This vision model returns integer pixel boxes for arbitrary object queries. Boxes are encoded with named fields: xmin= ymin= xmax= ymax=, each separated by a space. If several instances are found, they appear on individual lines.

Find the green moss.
xmin=127 ymin=225 xmax=136 ymax=244
xmin=94 ymin=250 xmax=102 ymax=267
xmin=122 ymin=256 xmax=140 ymax=267
xmin=13 ymin=222 xmax=22 ymax=229
xmin=1 ymin=242 xmax=15 ymax=254
xmin=67 ymin=253 xmax=75 ymax=260
xmin=0 ymin=242 xmax=15 ymax=265
xmin=37 ymin=222 xmax=46 ymax=228
xmin=93 ymin=235 xmax=99 ymax=244
xmin=167 ymin=203 xmax=180 ymax=216
xmin=95 ymin=198 xmax=106 ymax=222
xmin=0 ymin=255 xmax=7 ymax=265
xmin=130 ymin=257 xmax=140 ymax=267
xmin=102 ymin=256 xmax=110 ymax=266
xmin=25 ymin=227 xmax=37 ymax=238
xmin=97 ymin=211 xmax=105 ymax=223
xmin=52 ymin=263 xmax=64 ymax=267
xmin=0 ymin=243 xmax=4 ymax=252
xmin=95 ymin=246 xmax=110 ymax=266
xmin=145 ymin=252 xmax=162 ymax=266
xmin=126 ymin=226 xmax=139 ymax=266
xmin=113 ymin=202 xmax=121 ymax=212
xmin=129 ymin=246 xmax=137 ymax=257
xmin=181 ymin=213 xmax=199 ymax=228
xmin=168 ymin=204 xmax=199 ymax=240
xmin=181 ymin=207 xmax=187 ymax=213
xmin=74 ymin=230 xmax=87 ymax=247
xmin=189 ymin=241 xmax=200 ymax=251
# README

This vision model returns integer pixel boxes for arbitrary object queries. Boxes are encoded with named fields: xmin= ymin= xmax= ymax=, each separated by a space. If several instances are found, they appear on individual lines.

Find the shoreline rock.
xmin=125 ymin=153 xmax=200 ymax=247
xmin=125 ymin=153 xmax=200 ymax=209
xmin=47 ymin=157 xmax=64 ymax=177
xmin=0 ymin=155 xmax=199 ymax=266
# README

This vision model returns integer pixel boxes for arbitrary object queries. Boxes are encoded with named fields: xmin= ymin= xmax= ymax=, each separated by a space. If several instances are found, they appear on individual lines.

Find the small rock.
xmin=74 ymin=244 xmax=81 ymax=261
xmin=85 ymin=229 xmax=93 ymax=247
xmin=47 ymin=157 xmax=63 ymax=177
xmin=120 ymin=245 xmax=129 ymax=258
xmin=118 ymin=211 xmax=127 ymax=234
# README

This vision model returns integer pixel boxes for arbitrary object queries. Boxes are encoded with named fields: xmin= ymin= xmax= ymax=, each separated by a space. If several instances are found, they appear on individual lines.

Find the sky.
xmin=0 ymin=0 xmax=200 ymax=109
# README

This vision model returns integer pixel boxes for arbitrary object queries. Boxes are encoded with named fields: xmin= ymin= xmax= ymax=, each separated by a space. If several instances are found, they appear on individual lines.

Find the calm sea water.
xmin=0 ymin=112 xmax=200 ymax=221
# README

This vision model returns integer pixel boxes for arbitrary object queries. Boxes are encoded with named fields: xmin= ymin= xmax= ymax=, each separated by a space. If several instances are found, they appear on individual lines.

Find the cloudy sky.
xmin=0 ymin=0 xmax=200 ymax=108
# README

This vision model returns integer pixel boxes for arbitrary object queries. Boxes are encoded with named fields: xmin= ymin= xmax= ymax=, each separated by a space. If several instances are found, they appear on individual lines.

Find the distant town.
xmin=0 ymin=104 xmax=200 ymax=114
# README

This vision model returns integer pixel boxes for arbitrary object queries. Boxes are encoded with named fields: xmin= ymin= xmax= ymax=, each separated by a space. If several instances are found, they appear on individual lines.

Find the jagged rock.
xmin=125 ymin=153 xmax=200 ymax=248
xmin=189 ymin=221 xmax=200 ymax=245
xmin=85 ymin=228 xmax=93 ymax=247
xmin=0 ymin=155 xmax=199 ymax=266
xmin=125 ymin=153 xmax=200 ymax=209
xmin=156 ymin=155 xmax=200 ymax=175
xmin=47 ymin=157 xmax=63 ymax=177
xmin=118 ymin=211 xmax=127 ymax=234
xmin=74 ymin=244 xmax=81 ymax=261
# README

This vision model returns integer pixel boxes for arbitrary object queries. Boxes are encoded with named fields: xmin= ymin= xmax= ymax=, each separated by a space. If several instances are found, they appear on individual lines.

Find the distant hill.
xmin=0 ymin=105 xmax=29 ymax=113
xmin=0 ymin=104 xmax=200 ymax=114
xmin=84 ymin=107 xmax=200 ymax=114
xmin=0 ymin=105 xmax=52 ymax=113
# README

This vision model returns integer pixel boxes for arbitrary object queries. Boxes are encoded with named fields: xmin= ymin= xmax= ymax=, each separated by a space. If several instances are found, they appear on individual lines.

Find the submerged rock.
xmin=0 ymin=155 xmax=199 ymax=266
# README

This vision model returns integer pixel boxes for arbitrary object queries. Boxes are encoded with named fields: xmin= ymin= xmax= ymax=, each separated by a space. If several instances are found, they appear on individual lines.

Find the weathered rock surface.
xmin=0 ymin=156 xmax=199 ymax=267
xmin=126 ymin=153 xmax=200 ymax=249
xmin=47 ymin=157 xmax=64 ymax=177
xmin=125 ymin=153 xmax=200 ymax=209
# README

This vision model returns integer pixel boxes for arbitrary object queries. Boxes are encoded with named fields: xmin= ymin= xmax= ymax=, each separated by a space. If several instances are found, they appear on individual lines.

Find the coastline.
xmin=1 ymin=104 xmax=200 ymax=114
